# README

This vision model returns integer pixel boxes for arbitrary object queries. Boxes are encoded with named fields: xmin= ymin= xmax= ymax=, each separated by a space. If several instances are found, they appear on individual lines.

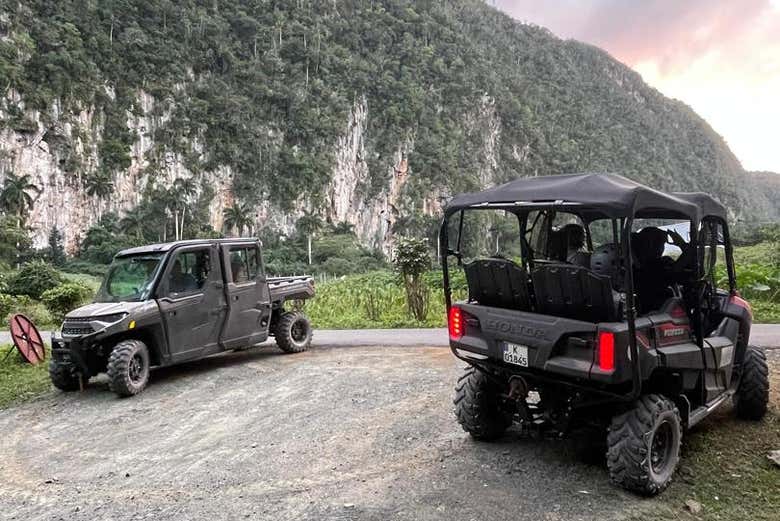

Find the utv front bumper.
xmin=51 ymin=315 xmax=129 ymax=377
xmin=51 ymin=331 xmax=106 ymax=378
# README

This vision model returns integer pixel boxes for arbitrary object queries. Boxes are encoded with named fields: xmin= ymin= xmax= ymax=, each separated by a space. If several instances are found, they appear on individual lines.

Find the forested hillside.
xmin=0 ymin=0 xmax=776 ymax=255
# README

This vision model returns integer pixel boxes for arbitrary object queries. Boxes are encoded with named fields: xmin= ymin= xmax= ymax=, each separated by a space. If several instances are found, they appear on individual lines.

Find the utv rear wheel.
xmin=454 ymin=366 xmax=513 ymax=441
xmin=107 ymin=340 xmax=150 ymax=397
xmin=606 ymin=394 xmax=682 ymax=496
xmin=49 ymin=360 xmax=82 ymax=392
xmin=275 ymin=312 xmax=312 ymax=353
xmin=734 ymin=346 xmax=769 ymax=421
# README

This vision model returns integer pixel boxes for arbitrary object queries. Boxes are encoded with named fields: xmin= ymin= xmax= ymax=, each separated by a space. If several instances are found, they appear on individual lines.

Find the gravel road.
xmin=2 ymin=343 xmax=656 ymax=521
xmin=1 ymin=327 xmax=777 ymax=520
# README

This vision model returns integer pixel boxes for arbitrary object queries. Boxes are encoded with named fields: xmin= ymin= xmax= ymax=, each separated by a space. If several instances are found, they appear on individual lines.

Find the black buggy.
xmin=439 ymin=174 xmax=769 ymax=495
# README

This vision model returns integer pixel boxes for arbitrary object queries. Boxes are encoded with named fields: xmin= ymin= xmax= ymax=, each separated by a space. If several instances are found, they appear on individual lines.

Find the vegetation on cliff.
xmin=1 ymin=0 xmax=777 ymax=232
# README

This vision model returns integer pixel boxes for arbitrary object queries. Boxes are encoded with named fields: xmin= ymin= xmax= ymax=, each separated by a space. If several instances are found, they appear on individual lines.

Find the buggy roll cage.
xmin=439 ymin=174 xmax=736 ymax=402
xmin=440 ymin=202 xmax=642 ymax=401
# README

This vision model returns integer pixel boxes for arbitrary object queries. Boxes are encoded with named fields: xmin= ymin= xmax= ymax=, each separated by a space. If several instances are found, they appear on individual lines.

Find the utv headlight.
xmin=94 ymin=313 xmax=128 ymax=324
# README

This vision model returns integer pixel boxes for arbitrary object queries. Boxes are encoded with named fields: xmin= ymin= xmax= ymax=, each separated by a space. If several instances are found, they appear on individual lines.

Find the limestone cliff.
xmin=1 ymin=89 xmax=501 ymax=254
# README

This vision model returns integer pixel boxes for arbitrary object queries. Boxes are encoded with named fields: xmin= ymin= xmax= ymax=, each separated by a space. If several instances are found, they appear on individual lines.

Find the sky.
xmin=493 ymin=0 xmax=780 ymax=173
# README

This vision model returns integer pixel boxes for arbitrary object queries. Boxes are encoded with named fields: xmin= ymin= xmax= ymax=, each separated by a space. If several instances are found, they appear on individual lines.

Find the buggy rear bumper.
xmin=450 ymin=302 xmax=656 ymax=391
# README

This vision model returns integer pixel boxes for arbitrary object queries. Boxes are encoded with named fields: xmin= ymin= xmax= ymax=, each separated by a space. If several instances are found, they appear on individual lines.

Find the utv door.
xmin=220 ymin=243 xmax=271 ymax=349
xmin=157 ymin=245 xmax=227 ymax=362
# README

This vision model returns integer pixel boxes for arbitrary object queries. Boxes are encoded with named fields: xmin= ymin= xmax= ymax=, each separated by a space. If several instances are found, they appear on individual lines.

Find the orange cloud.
xmin=494 ymin=0 xmax=780 ymax=172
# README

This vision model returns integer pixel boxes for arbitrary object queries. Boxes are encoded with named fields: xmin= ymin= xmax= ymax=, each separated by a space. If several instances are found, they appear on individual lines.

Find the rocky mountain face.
xmin=0 ymin=1 xmax=776 ymax=255
xmin=0 ymin=89 xmax=428 ymax=253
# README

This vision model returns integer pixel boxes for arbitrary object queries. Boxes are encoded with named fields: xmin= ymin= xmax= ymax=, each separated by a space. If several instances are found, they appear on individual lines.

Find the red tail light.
xmin=597 ymin=331 xmax=615 ymax=371
xmin=449 ymin=306 xmax=463 ymax=340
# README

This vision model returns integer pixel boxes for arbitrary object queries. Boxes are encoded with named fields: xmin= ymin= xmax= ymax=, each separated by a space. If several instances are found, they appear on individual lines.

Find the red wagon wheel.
xmin=9 ymin=314 xmax=45 ymax=365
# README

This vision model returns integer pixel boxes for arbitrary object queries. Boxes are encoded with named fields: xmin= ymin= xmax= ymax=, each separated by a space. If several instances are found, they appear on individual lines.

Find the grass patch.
xmin=304 ymin=271 xmax=461 ymax=329
xmin=752 ymin=301 xmax=780 ymax=324
xmin=0 ymin=344 xmax=51 ymax=409
xmin=733 ymin=242 xmax=780 ymax=266
xmin=630 ymin=352 xmax=780 ymax=520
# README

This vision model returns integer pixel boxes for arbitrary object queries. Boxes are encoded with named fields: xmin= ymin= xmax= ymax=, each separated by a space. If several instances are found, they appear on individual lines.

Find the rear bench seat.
xmin=531 ymin=263 xmax=618 ymax=323
xmin=463 ymin=257 xmax=620 ymax=323
xmin=463 ymin=258 xmax=532 ymax=311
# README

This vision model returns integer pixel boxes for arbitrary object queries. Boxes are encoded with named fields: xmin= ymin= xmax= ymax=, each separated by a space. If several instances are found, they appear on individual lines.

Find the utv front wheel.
xmin=275 ymin=311 xmax=313 ymax=353
xmin=606 ymin=394 xmax=682 ymax=495
xmin=107 ymin=340 xmax=150 ymax=397
xmin=49 ymin=360 xmax=82 ymax=391
xmin=453 ymin=366 xmax=513 ymax=441
xmin=734 ymin=346 xmax=769 ymax=420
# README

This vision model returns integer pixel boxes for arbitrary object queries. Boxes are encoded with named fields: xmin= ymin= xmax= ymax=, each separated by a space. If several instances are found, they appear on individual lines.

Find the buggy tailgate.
xmin=269 ymin=276 xmax=315 ymax=303
xmin=452 ymin=302 xmax=599 ymax=379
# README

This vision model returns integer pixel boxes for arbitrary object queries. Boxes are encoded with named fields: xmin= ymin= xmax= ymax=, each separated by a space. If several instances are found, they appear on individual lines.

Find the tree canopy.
xmin=0 ymin=0 xmax=775 ymax=230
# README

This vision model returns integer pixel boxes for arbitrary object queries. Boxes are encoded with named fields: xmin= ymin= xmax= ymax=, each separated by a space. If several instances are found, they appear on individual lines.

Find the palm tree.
xmin=223 ymin=203 xmax=253 ymax=236
xmin=171 ymin=177 xmax=197 ymax=240
xmin=119 ymin=206 xmax=147 ymax=242
xmin=84 ymin=170 xmax=114 ymax=218
xmin=84 ymin=170 xmax=114 ymax=199
xmin=0 ymin=172 xmax=40 ymax=226
xmin=149 ymin=186 xmax=173 ymax=242
xmin=296 ymin=211 xmax=323 ymax=265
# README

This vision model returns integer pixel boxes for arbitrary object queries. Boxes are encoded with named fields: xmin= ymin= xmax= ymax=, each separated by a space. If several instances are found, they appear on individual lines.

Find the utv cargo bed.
xmin=269 ymin=276 xmax=315 ymax=304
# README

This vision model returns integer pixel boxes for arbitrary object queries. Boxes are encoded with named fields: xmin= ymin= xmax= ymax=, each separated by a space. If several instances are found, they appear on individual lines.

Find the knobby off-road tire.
xmin=606 ymin=394 xmax=682 ymax=496
xmin=453 ymin=366 xmax=513 ymax=441
xmin=107 ymin=339 xmax=150 ymax=397
xmin=49 ymin=360 xmax=82 ymax=391
xmin=275 ymin=311 xmax=313 ymax=353
xmin=734 ymin=346 xmax=769 ymax=421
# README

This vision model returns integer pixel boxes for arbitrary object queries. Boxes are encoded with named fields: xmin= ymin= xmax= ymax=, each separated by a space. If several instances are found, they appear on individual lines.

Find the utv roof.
xmin=444 ymin=173 xmax=727 ymax=222
xmin=116 ymin=238 xmax=257 ymax=257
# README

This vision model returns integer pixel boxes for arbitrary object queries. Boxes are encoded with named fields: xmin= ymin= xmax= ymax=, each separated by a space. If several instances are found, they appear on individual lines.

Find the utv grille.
xmin=61 ymin=320 xmax=95 ymax=337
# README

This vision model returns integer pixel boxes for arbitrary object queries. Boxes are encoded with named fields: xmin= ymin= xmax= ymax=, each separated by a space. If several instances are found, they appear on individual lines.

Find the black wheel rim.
xmin=650 ymin=420 xmax=674 ymax=474
xmin=129 ymin=354 xmax=144 ymax=384
xmin=291 ymin=320 xmax=307 ymax=343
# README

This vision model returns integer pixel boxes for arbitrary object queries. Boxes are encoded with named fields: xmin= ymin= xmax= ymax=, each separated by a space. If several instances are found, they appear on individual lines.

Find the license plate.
xmin=503 ymin=342 xmax=529 ymax=367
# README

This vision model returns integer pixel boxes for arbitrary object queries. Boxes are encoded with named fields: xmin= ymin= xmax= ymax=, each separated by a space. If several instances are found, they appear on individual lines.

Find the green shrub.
xmin=393 ymin=237 xmax=431 ymax=321
xmin=41 ymin=282 xmax=94 ymax=321
xmin=319 ymin=257 xmax=355 ymax=277
xmin=0 ymin=272 xmax=10 ymax=294
xmin=1 ymin=295 xmax=53 ymax=327
xmin=717 ymin=262 xmax=780 ymax=303
xmin=0 ymin=293 xmax=14 ymax=320
xmin=6 ymin=261 xmax=64 ymax=299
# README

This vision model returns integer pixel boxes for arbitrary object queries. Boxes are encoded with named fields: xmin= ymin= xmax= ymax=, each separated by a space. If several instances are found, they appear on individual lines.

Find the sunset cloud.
xmin=494 ymin=0 xmax=780 ymax=172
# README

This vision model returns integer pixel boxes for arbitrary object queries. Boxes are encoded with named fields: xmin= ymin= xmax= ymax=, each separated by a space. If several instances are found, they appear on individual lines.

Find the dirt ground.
xmin=0 ymin=345 xmax=777 ymax=521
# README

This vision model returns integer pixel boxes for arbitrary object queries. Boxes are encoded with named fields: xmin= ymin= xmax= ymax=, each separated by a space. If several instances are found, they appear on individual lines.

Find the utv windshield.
xmin=95 ymin=253 xmax=165 ymax=303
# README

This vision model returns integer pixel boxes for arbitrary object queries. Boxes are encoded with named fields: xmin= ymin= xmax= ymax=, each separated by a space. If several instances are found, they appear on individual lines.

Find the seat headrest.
xmin=591 ymin=243 xmax=621 ymax=289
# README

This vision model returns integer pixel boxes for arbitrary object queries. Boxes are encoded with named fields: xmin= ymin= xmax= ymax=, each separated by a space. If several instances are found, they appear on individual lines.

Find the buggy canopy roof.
xmin=444 ymin=173 xmax=727 ymax=222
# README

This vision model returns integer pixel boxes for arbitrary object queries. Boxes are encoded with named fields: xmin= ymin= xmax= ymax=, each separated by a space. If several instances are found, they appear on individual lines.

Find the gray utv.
xmin=440 ymin=174 xmax=769 ymax=495
xmin=50 ymin=238 xmax=315 ymax=397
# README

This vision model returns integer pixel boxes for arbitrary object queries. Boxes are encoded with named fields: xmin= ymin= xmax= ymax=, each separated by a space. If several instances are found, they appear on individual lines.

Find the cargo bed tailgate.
xmin=269 ymin=276 xmax=315 ymax=303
